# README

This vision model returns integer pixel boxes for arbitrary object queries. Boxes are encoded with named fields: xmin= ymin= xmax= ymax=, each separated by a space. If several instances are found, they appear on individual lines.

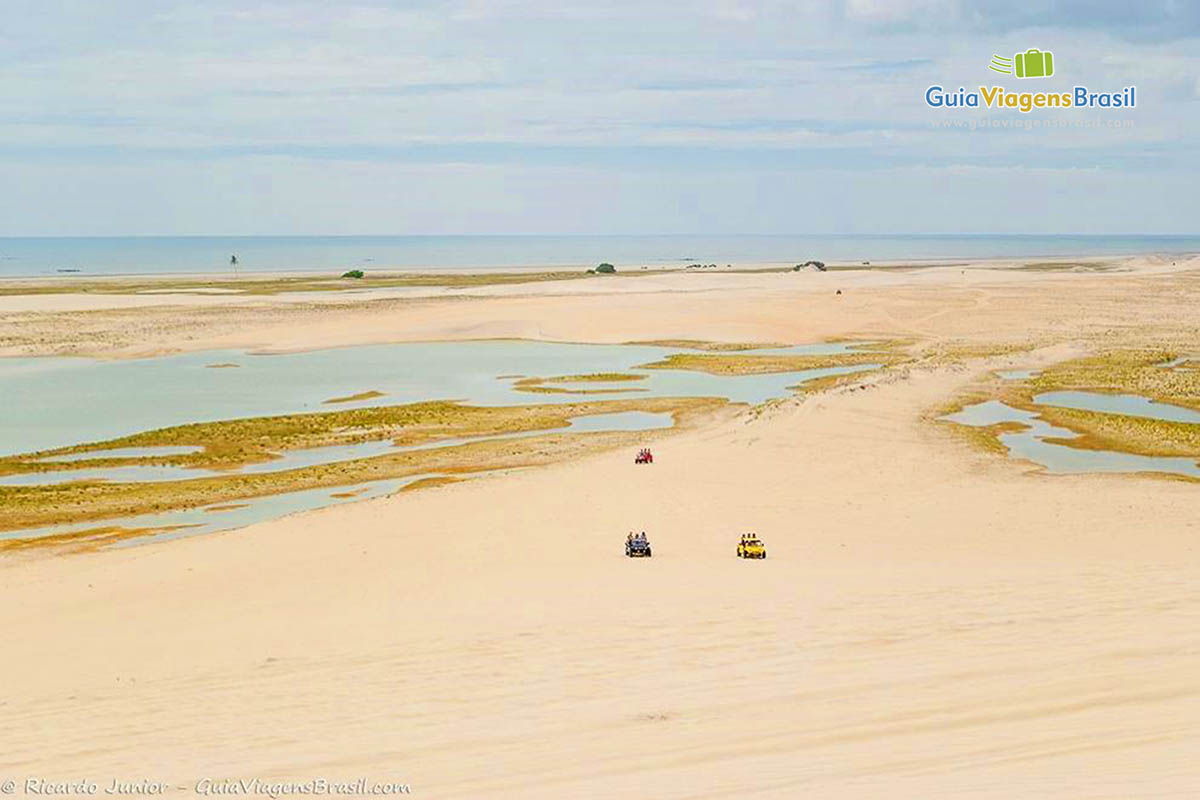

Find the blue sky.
xmin=1 ymin=0 xmax=1197 ymax=235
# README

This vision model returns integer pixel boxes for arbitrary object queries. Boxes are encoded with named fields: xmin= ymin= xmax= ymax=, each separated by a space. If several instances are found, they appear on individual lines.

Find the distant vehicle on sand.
xmin=625 ymin=531 xmax=652 ymax=558
xmin=737 ymin=533 xmax=766 ymax=559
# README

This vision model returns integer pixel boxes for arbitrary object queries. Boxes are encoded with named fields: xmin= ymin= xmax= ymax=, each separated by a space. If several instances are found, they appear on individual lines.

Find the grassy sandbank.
xmin=324 ymin=390 xmax=386 ymax=404
xmin=937 ymin=348 xmax=1200 ymax=464
xmin=512 ymin=372 xmax=648 ymax=395
xmin=636 ymin=348 xmax=906 ymax=376
xmin=0 ymin=397 xmax=729 ymax=534
xmin=0 ymin=399 xmax=695 ymax=477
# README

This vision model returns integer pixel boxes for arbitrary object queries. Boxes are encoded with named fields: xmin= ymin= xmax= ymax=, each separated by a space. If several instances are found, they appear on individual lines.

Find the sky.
xmin=1 ymin=0 xmax=1197 ymax=235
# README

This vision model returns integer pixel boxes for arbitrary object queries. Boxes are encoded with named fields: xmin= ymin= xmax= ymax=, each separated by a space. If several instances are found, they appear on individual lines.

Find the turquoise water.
xmin=996 ymin=369 xmax=1040 ymax=380
xmin=0 ymin=340 xmax=875 ymax=457
xmin=559 ymin=411 xmax=673 ymax=433
xmin=941 ymin=400 xmax=1200 ymax=478
xmin=39 ymin=445 xmax=205 ymax=462
xmin=0 ymin=474 xmax=444 ymax=546
xmin=2 ymin=235 xmax=1198 ymax=277
xmin=0 ymin=411 xmax=678 ymax=543
xmin=0 ymin=463 xmax=217 ymax=487
xmin=0 ymin=411 xmax=678 ymax=487
xmin=1034 ymin=391 xmax=1200 ymax=424
xmin=0 ymin=340 xmax=876 ymax=544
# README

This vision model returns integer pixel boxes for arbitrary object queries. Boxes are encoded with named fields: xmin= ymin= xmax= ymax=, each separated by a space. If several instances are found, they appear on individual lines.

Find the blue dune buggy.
xmin=625 ymin=533 xmax=652 ymax=558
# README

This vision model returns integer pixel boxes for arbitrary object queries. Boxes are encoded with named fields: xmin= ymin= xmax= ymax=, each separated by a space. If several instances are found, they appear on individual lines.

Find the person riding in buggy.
xmin=625 ymin=530 xmax=653 ymax=557
xmin=737 ymin=532 xmax=766 ymax=559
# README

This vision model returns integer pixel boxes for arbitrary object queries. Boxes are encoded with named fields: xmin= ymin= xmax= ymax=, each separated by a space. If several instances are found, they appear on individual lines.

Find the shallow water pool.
xmin=0 ymin=340 xmax=879 ymax=457
xmin=38 ymin=445 xmax=205 ymax=462
xmin=0 ymin=340 xmax=881 ymax=545
xmin=1034 ymin=391 xmax=1200 ymax=424
xmin=1 ymin=473 xmax=448 ymax=547
xmin=1 ymin=411 xmax=679 ymax=487
xmin=942 ymin=401 xmax=1200 ymax=478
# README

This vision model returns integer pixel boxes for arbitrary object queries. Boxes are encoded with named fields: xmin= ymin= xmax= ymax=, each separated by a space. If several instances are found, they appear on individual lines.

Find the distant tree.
xmin=341 ymin=269 xmax=365 ymax=279
xmin=595 ymin=263 xmax=616 ymax=274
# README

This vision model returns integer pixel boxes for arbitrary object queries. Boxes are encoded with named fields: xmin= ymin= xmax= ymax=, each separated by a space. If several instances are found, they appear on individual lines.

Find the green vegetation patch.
xmin=1034 ymin=406 xmax=1200 ymax=459
xmin=0 ymin=524 xmax=196 ymax=554
xmin=0 ymin=269 xmax=669 ymax=298
xmin=512 ymin=372 xmax=647 ymax=395
xmin=636 ymin=349 xmax=904 ymax=376
xmin=921 ymin=340 xmax=1040 ymax=366
xmin=0 ymin=396 xmax=728 ymax=533
xmin=1029 ymin=349 xmax=1200 ymax=410
xmin=1005 ymin=349 xmax=1200 ymax=457
xmin=0 ymin=399 xmax=683 ymax=476
xmin=323 ymin=390 xmax=386 ymax=405
xmin=544 ymin=372 xmax=646 ymax=383
xmin=789 ymin=370 xmax=879 ymax=394
xmin=937 ymin=348 xmax=1200 ymax=465
xmin=949 ymin=420 xmax=1027 ymax=457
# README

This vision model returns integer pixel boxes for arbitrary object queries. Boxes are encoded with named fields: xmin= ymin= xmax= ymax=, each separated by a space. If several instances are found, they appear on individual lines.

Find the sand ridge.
xmin=0 ymin=254 xmax=1197 ymax=359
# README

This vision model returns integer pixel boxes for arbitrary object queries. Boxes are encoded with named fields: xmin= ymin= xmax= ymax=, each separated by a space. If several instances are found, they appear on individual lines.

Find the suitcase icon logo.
xmin=989 ymin=49 xmax=1055 ymax=79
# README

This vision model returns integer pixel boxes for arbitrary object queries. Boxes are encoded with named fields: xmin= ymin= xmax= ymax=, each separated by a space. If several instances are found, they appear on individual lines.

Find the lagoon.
xmin=0 ymin=473 xmax=448 ymax=547
xmin=1033 ymin=391 xmax=1200 ymax=424
xmin=0 ymin=340 xmax=875 ymax=457
xmin=942 ymin=400 xmax=1200 ymax=479
xmin=0 ymin=340 xmax=876 ymax=545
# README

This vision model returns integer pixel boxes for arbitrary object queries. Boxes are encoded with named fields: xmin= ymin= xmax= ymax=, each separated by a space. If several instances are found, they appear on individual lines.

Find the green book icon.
xmin=1014 ymin=48 xmax=1054 ymax=78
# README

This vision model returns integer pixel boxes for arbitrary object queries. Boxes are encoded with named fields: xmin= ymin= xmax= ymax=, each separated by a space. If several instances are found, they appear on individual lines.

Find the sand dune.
xmin=2 ymin=259 xmax=1199 ymax=796
xmin=3 ymin=359 xmax=1199 ymax=795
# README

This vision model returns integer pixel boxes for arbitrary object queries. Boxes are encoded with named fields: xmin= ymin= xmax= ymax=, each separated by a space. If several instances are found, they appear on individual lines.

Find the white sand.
xmin=1 ymin=256 xmax=1198 ymax=796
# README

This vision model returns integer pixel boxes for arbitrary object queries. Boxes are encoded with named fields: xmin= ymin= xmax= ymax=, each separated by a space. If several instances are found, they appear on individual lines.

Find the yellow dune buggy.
xmin=737 ymin=533 xmax=766 ymax=559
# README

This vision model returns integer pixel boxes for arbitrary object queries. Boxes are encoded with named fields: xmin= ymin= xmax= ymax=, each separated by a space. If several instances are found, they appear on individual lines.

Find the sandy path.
xmin=2 ymin=358 xmax=1197 ymax=796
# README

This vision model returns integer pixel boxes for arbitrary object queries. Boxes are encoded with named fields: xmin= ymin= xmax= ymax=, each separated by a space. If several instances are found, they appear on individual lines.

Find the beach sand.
xmin=1 ymin=255 xmax=1198 ymax=796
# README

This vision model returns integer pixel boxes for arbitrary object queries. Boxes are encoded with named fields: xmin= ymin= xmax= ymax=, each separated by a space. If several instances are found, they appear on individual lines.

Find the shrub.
xmin=595 ymin=263 xmax=616 ymax=274
xmin=341 ymin=269 xmax=365 ymax=279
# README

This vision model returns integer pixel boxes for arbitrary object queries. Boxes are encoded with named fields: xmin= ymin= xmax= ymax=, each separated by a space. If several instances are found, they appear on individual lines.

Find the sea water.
xmin=2 ymin=234 xmax=1198 ymax=277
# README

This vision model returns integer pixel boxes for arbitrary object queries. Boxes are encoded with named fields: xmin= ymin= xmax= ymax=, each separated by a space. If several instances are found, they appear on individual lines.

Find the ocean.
xmin=0 ymin=234 xmax=1196 ymax=278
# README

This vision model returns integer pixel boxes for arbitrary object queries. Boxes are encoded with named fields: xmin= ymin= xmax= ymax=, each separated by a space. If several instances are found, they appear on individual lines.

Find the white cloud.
xmin=843 ymin=0 xmax=955 ymax=25
xmin=0 ymin=0 xmax=1195 ymax=233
